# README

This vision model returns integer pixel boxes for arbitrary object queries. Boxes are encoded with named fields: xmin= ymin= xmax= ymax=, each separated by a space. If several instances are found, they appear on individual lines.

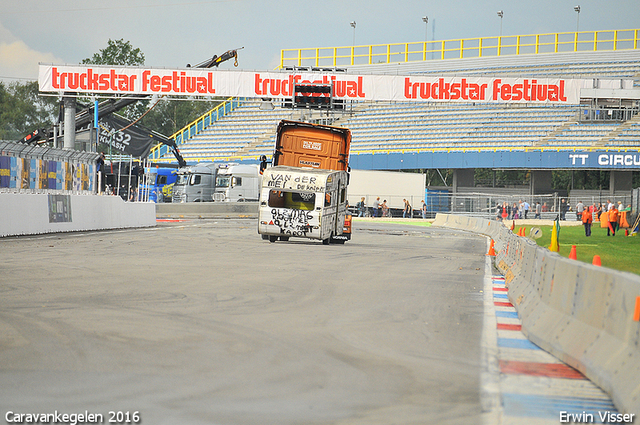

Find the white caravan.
xmin=258 ymin=166 xmax=350 ymax=244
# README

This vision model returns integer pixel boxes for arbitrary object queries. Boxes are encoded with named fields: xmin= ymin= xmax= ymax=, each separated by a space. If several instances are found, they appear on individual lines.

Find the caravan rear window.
xmin=268 ymin=190 xmax=316 ymax=211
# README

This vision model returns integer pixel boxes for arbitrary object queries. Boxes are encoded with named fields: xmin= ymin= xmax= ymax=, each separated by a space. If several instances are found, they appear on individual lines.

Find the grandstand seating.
xmin=152 ymin=47 xmax=640 ymax=164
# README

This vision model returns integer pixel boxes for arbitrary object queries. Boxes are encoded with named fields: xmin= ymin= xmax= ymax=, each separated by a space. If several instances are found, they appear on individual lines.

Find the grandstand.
xmin=149 ymin=28 xmax=640 ymax=195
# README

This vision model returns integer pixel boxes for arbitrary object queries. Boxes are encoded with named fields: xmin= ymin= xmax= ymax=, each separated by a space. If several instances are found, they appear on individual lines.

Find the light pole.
xmin=422 ymin=16 xmax=428 ymax=61
xmin=422 ymin=16 xmax=428 ymax=42
xmin=574 ymin=5 xmax=581 ymax=33
xmin=497 ymin=10 xmax=504 ymax=37
xmin=350 ymin=21 xmax=356 ymax=46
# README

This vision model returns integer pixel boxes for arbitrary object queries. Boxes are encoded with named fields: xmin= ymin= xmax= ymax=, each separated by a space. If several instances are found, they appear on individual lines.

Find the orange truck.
xmin=258 ymin=120 xmax=352 ymax=244
xmin=272 ymin=120 xmax=351 ymax=171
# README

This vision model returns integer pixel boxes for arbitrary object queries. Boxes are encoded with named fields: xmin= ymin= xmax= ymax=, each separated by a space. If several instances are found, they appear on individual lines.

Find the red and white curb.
xmin=482 ymin=241 xmax=617 ymax=424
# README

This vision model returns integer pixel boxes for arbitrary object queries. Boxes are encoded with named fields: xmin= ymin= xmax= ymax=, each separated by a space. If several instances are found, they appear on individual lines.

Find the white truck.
xmin=171 ymin=162 xmax=220 ymax=203
xmin=258 ymin=166 xmax=351 ymax=244
xmin=213 ymin=164 xmax=260 ymax=202
xmin=347 ymin=169 xmax=426 ymax=216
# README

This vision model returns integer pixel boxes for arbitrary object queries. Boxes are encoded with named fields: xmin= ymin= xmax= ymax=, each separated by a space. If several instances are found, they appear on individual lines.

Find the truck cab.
xmin=213 ymin=164 xmax=260 ymax=202
xmin=142 ymin=167 xmax=177 ymax=202
xmin=171 ymin=162 xmax=220 ymax=203
xmin=258 ymin=166 xmax=350 ymax=244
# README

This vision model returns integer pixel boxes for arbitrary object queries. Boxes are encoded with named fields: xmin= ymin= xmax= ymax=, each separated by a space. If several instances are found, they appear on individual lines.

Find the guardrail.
xmin=280 ymin=28 xmax=640 ymax=68
xmin=432 ymin=213 xmax=640 ymax=414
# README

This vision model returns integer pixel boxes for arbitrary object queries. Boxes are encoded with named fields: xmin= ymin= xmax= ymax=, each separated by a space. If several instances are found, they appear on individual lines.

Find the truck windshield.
xmin=175 ymin=175 xmax=188 ymax=185
xmin=147 ymin=172 xmax=157 ymax=184
xmin=268 ymin=190 xmax=316 ymax=211
xmin=189 ymin=174 xmax=202 ymax=185
xmin=216 ymin=176 xmax=230 ymax=187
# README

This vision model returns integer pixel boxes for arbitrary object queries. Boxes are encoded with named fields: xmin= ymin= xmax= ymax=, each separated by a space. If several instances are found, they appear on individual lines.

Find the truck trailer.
xmin=347 ymin=169 xmax=426 ymax=216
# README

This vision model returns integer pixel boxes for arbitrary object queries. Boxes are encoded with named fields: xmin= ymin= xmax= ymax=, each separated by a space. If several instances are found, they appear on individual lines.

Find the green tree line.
xmin=0 ymin=39 xmax=221 ymax=141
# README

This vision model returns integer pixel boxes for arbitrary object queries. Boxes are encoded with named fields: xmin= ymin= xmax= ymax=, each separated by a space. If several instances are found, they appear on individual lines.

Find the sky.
xmin=0 ymin=0 xmax=639 ymax=82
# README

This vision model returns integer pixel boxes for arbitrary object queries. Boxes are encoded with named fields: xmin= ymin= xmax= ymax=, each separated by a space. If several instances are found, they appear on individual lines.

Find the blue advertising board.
xmin=348 ymin=150 xmax=640 ymax=170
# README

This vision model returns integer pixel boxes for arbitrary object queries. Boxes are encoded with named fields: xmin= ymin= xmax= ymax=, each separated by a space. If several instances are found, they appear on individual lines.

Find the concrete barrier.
xmin=432 ymin=213 xmax=640 ymax=414
xmin=155 ymin=202 xmax=258 ymax=219
xmin=0 ymin=193 xmax=156 ymax=237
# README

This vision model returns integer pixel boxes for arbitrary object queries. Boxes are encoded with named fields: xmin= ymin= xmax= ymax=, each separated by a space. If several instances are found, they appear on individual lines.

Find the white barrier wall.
xmin=432 ymin=213 xmax=640 ymax=414
xmin=0 ymin=193 xmax=156 ymax=237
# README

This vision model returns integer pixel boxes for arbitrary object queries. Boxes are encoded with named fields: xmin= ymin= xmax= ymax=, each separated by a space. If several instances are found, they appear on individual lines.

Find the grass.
xmin=520 ymin=223 xmax=640 ymax=275
xmin=364 ymin=217 xmax=640 ymax=275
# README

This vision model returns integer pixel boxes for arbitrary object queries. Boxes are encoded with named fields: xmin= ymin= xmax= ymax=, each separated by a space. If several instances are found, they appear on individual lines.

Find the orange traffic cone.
xmin=521 ymin=227 xmax=526 ymax=236
xmin=510 ymin=221 xmax=515 ymax=231
xmin=487 ymin=240 xmax=496 ymax=256
xmin=569 ymin=245 xmax=577 ymax=260
xmin=592 ymin=255 xmax=601 ymax=267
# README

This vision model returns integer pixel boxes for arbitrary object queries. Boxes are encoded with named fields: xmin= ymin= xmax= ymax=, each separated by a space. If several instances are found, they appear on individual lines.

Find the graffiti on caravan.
xmin=270 ymin=208 xmax=313 ymax=236
xmin=266 ymin=172 xmax=323 ymax=191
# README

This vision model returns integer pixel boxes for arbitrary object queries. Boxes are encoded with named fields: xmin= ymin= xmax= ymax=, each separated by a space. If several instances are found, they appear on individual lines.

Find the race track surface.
xmin=0 ymin=220 xmax=487 ymax=425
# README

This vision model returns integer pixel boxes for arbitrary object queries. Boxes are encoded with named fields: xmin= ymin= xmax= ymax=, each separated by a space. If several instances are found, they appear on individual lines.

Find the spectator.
xmin=535 ymin=202 xmax=541 ymax=219
xmin=382 ymin=200 xmax=390 ymax=217
xmin=421 ymin=200 xmax=427 ymax=219
xmin=542 ymin=202 xmax=549 ymax=212
xmin=372 ymin=197 xmax=380 ymax=218
xmin=582 ymin=206 xmax=593 ymax=236
xmin=607 ymin=204 xmax=618 ymax=236
xmin=403 ymin=199 xmax=411 ymax=218
xmin=96 ymin=152 xmax=105 ymax=194
xmin=560 ymin=199 xmax=567 ymax=220
xmin=596 ymin=203 xmax=603 ymax=221
xmin=512 ymin=203 xmax=519 ymax=220
xmin=575 ymin=200 xmax=584 ymax=222
xmin=357 ymin=197 xmax=366 ymax=217
xmin=523 ymin=200 xmax=530 ymax=219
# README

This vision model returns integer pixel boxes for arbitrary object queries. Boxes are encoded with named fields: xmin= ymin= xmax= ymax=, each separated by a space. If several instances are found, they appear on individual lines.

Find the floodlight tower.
xmin=497 ymin=10 xmax=504 ymax=37
xmin=422 ymin=16 xmax=429 ymax=43
xmin=574 ymin=5 xmax=581 ymax=33
xmin=350 ymin=21 xmax=356 ymax=46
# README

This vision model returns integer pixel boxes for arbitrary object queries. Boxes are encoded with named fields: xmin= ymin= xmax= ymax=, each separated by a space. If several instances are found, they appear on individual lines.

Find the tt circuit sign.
xmin=39 ymin=64 xmax=596 ymax=104
xmin=569 ymin=152 xmax=640 ymax=168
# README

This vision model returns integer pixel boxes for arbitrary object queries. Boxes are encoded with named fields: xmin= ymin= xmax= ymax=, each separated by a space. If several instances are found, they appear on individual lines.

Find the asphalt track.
xmin=0 ymin=219 xmax=488 ymax=425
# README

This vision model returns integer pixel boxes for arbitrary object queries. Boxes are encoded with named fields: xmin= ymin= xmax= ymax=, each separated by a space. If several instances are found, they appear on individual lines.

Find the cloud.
xmin=0 ymin=24 xmax=63 ymax=81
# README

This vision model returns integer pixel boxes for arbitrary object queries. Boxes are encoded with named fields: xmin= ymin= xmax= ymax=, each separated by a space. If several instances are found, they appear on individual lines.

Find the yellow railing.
xmin=148 ymin=97 xmax=238 ymax=161
xmin=280 ymin=29 xmax=639 ymax=68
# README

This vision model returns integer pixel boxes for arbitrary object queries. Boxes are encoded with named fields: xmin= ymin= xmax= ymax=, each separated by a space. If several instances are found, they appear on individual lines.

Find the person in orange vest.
xmin=582 ymin=206 xmax=593 ymax=237
xmin=607 ymin=205 xmax=618 ymax=236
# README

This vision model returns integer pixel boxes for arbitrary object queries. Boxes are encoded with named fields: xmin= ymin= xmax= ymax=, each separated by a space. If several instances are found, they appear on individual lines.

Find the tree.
xmin=0 ymin=81 xmax=58 ymax=141
xmin=79 ymin=39 xmax=221 ymax=137
xmin=81 ymin=38 xmax=145 ymax=66
xmin=82 ymin=39 xmax=147 ymax=121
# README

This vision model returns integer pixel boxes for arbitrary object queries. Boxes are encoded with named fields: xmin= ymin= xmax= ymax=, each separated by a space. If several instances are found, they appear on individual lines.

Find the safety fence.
xmin=280 ymin=28 xmax=640 ymax=68
xmin=432 ymin=213 xmax=640 ymax=414
xmin=0 ymin=141 xmax=98 ymax=194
